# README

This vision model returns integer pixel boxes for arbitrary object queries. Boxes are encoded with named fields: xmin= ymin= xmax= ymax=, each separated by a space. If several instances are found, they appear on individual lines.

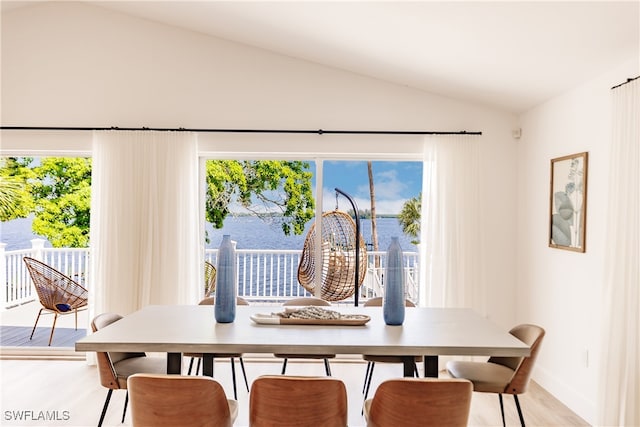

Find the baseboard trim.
xmin=0 ymin=346 xmax=86 ymax=361
xmin=534 ymin=364 xmax=595 ymax=424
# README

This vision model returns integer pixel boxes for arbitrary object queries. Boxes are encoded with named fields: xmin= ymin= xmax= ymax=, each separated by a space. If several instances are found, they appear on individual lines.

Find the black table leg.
xmin=167 ymin=352 xmax=182 ymax=374
xmin=202 ymin=354 xmax=214 ymax=377
xmin=401 ymin=356 xmax=415 ymax=377
xmin=424 ymin=355 xmax=438 ymax=377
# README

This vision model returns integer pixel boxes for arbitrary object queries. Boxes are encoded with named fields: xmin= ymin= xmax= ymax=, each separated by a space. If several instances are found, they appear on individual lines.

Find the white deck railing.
xmin=2 ymin=240 xmax=419 ymax=309
xmin=1 ymin=240 xmax=91 ymax=309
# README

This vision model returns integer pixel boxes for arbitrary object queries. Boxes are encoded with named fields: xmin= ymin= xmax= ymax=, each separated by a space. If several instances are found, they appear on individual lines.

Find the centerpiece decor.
xmin=383 ymin=236 xmax=405 ymax=325
xmin=215 ymin=235 xmax=237 ymax=323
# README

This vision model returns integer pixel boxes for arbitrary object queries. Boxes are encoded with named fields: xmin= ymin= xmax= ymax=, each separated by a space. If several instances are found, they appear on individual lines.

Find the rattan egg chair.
xmin=297 ymin=210 xmax=367 ymax=301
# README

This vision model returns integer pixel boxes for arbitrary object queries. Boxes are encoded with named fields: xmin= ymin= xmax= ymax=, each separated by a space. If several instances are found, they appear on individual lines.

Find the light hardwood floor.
xmin=0 ymin=356 xmax=589 ymax=427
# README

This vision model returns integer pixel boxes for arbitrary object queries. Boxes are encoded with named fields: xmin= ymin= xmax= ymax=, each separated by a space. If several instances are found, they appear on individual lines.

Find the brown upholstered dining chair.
xmin=361 ymin=297 xmax=422 ymax=402
xmin=128 ymin=373 xmax=238 ymax=427
xmin=249 ymin=375 xmax=348 ymax=427
xmin=273 ymin=297 xmax=336 ymax=375
xmin=23 ymin=256 xmax=88 ymax=346
xmin=184 ymin=296 xmax=250 ymax=399
xmin=446 ymin=324 xmax=545 ymax=427
xmin=91 ymin=313 xmax=166 ymax=427
xmin=363 ymin=378 xmax=473 ymax=427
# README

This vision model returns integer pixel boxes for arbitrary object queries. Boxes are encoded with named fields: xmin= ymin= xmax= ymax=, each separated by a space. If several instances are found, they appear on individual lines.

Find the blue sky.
xmin=231 ymin=160 xmax=422 ymax=216
xmin=316 ymin=161 xmax=422 ymax=215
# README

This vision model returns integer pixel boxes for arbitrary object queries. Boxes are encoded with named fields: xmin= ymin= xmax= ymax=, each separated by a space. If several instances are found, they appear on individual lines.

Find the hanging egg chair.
xmin=297 ymin=210 xmax=367 ymax=301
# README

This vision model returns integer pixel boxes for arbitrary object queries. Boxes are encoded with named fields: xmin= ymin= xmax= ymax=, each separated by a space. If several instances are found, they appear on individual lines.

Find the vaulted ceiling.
xmin=3 ymin=1 xmax=639 ymax=113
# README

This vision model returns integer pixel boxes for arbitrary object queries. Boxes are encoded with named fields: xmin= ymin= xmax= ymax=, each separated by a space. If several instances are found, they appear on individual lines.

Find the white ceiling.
xmin=5 ymin=1 xmax=640 ymax=113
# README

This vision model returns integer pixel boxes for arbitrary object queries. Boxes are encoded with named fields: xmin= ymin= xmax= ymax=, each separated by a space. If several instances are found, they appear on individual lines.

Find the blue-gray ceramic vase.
xmin=383 ymin=236 xmax=405 ymax=326
xmin=215 ymin=235 xmax=236 ymax=323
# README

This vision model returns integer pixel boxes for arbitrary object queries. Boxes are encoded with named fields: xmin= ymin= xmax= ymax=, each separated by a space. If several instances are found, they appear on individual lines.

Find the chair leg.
xmin=514 ymin=394 xmax=526 ymax=427
xmin=122 ymin=391 xmax=128 ymax=423
xmin=97 ymin=389 xmax=113 ymax=427
xmin=362 ymin=362 xmax=376 ymax=415
xmin=281 ymin=358 xmax=288 ymax=375
xmin=230 ymin=357 xmax=238 ymax=400
xmin=363 ymin=362 xmax=375 ymax=401
xmin=413 ymin=362 xmax=419 ymax=377
xmin=324 ymin=358 xmax=332 ymax=376
xmin=187 ymin=357 xmax=195 ymax=375
xmin=196 ymin=357 xmax=201 ymax=375
xmin=362 ymin=361 xmax=372 ymax=393
xmin=498 ymin=393 xmax=506 ymax=427
xmin=29 ymin=308 xmax=44 ymax=340
xmin=47 ymin=312 xmax=59 ymax=346
xmin=239 ymin=357 xmax=250 ymax=392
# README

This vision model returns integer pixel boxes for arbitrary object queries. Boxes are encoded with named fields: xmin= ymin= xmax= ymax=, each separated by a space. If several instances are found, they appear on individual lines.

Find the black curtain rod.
xmin=611 ymin=75 xmax=639 ymax=90
xmin=0 ymin=126 xmax=481 ymax=136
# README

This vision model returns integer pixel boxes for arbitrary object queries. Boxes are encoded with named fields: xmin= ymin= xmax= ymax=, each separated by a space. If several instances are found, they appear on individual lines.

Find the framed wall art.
xmin=549 ymin=152 xmax=588 ymax=252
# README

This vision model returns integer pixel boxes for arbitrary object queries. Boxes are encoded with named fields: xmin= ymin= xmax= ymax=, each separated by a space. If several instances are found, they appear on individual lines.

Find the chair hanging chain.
xmin=335 ymin=192 xmax=339 ymax=211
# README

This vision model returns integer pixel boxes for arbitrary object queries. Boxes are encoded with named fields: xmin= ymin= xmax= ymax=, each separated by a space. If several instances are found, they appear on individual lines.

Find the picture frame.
xmin=549 ymin=152 xmax=588 ymax=252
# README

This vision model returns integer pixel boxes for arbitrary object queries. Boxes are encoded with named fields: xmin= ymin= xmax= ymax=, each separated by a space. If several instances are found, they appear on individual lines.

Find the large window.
xmin=201 ymin=157 xmax=422 ymax=302
xmin=2 ymin=133 xmax=427 ymax=308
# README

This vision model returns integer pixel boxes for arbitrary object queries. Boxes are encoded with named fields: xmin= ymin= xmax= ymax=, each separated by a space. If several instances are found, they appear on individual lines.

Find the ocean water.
xmin=1 ymin=215 xmax=417 ymax=253
xmin=0 ymin=217 xmax=53 ymax=251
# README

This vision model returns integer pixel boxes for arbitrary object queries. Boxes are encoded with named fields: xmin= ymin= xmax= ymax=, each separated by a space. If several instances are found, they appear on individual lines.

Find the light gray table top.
xmin=76 ymin=305 xmax=530 ymax=358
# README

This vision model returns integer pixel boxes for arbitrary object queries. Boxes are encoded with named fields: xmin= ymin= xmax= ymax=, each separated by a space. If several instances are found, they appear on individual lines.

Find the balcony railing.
xmin=2 ymin=240 xmax=419 ymax=309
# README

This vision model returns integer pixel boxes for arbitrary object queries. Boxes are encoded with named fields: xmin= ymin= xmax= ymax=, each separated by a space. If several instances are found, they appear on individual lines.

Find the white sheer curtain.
xmin=89 ymin=131 xmax=201 ymax=319
xmin=419 ymin=134 xmax=484 ymax=312
xmin=598 ymin=78 xmax=639 ymax=427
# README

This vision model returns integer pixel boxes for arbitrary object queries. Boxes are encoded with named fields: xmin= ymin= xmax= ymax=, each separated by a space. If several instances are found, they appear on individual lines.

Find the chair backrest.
xmin=365 ymin=378 xmax=472 ymax=427
xmin=91 ymin=313 xmax=146 ymax=390
xmin=249 ymin=375 xmax=347 ymax=427
xmin=204 ymin=261 xmax=217 ymax=296
xmin=128 ymin=374 xmax=235 ymax=427
xmin=363 ymin=297 xmax=416 ymax=307
xmin=198 ymin=296 xmax=250 ymax=306
xmin=283 ymin=297 xmax=330 ymax=307
xmin=23 ymin=256 xmax=88 ymax=311
xmin=488 ymin=324 xmax=545 ymax=394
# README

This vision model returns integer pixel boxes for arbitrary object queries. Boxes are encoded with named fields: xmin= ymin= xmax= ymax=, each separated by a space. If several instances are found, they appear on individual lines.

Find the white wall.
xmin=1 ymin=1 xmax=521 ymax=330
xmin=1 ymin=1 xmax=496 ymax=132
xmin=516 ymin=58 xmax=639 ymax=424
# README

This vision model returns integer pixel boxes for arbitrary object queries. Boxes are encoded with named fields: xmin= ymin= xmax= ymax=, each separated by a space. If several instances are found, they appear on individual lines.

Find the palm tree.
xmin=367 ymin=162 xmax=380 ymax=267
xmin=399 ymin=193 xmax=421 ymax=245
xmin=0 ymin=175 xmax=24 ymax=220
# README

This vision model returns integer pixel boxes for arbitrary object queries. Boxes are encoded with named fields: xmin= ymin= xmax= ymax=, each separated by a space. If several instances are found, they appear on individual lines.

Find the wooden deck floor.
xmin=1 ymin=301 xmax=88 ymax=349
xmin=0 ymin=326 xmax=86 ymax=348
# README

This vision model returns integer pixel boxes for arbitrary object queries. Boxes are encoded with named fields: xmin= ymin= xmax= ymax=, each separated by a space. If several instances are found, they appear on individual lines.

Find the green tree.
xmin=205 ymin=160 xmax=314 ymax=236
xmin=347 ymin=208 xmax=371 ymax=218
xmin=398 ymin=193 xmax=421 ymax=245
xmin=0 ymin=157 xmax=35 ymax=221
xmin=31 ymin=157 xmax=92 ymax=248
xmin=1 ymin=157 xmax=315 ymax=248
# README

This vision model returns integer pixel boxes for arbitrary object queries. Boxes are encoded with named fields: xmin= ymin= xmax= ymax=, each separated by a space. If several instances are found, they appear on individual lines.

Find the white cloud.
xmin=322 ymin=187 xmax=407 ymax=215
xmin=357 ymin=170 xmax=408 ymax=197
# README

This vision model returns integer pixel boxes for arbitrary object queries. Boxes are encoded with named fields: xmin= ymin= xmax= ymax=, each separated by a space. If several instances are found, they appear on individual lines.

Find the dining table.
xmin=75 ymin=304 xmax=530 ymax=378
